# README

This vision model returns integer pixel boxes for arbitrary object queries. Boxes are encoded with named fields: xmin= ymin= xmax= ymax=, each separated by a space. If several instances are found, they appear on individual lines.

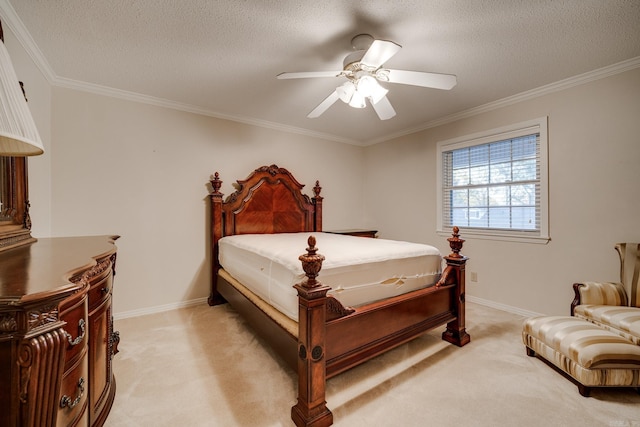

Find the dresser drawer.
xmin=87 ymin=273 xmax=112 ymax=311
xmin=57 ymin=351 xmax=89 ymax=427
xmin=60 ymin=293 xmax=88 ymax=367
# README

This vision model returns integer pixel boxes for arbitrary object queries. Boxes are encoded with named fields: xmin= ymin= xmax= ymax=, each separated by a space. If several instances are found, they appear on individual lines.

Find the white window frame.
xmin=437 ymin=117 xmax=549 ymax=244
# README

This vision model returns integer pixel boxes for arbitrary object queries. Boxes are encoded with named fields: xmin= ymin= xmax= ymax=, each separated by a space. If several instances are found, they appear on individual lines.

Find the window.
xmin=437 ymin=117 xmax=549 ymax=243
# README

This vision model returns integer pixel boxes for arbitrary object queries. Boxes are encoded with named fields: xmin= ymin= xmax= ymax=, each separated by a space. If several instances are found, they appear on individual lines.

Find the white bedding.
xmin=219 ymin=232 xmax=442 ymax=321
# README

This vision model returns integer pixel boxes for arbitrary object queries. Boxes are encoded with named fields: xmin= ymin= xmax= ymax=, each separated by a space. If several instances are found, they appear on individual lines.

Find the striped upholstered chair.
xmin=572 ymin=243 xmax=640 ymax=345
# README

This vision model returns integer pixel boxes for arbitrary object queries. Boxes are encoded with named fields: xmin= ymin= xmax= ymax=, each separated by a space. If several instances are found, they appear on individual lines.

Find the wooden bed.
xmin=208 ymin=164 xmax=470 ymax=427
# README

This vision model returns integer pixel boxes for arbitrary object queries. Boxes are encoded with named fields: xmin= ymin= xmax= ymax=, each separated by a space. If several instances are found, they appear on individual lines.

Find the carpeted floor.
xmin=104 ymin=302 xmax=640 ymax=427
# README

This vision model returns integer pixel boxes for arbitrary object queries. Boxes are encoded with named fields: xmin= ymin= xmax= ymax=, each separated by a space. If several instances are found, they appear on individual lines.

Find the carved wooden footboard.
xmin=292 ymin=229 xmax=468 ymax=427
xmin=207 ymin=165 xmax=470 ymax=427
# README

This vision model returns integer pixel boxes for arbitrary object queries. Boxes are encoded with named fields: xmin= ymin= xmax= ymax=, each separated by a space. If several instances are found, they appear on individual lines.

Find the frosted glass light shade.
xmin=0 ymin=41 xmax=43 ymax=156
xmin=357 ymin=75 xmax=388 ymax=104
xmin=336 ymin=82 xmax=355 ymax=103
xmin=348 ymin=91 xmax=366 ymax=108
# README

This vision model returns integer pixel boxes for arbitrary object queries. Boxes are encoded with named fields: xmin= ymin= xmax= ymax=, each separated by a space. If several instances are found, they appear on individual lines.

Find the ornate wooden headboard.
xmin=210 ymin=164 xmax=322 ymax=236
xmin=208 ymin=164 xmax=322 ymax=305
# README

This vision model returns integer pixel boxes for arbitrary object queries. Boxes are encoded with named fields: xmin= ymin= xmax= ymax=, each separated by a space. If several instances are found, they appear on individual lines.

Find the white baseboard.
xmin=113 ymin=297 xmax=209 ymax=320
xmin=467 ymin=295 xmax=543 ymax=318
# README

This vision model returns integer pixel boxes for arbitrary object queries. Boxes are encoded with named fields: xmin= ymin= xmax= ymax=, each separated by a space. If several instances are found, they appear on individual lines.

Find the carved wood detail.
xmin=27 ymin=305 xmax=59 ymax=332
xmin=0 ymin=314 xmax=18 ymax=333
xmin=325 ymin=297 xmax=355 ymax=321
xmin=17 ymin=328 xmax=67 ymax=426
xmin=69 ymin=258 xmax=111 ymax=286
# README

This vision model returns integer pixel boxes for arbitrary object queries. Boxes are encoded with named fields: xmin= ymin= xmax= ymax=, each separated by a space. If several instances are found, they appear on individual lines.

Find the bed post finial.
xmin=210 ymin=172 xmax=223 ymax=194
xmin=299 ymin=235 xmax=325 ymax=288
xmin=447 ymin=226 xmax=465 ymax=259
xmin=312 ymin=181 xmax=323 ymax=232
xmin=313 ymin=181 xmax=322 ymax=198
xmin=292 ymin=236 xmax=333 ymax=427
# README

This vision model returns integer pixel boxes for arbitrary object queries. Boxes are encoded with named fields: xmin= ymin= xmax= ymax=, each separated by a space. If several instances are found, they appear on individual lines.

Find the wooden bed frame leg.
xmin=440 ymin=227 xmax=471 ymax=347
xmin=292 ymin=236 xmax=333 ymax=427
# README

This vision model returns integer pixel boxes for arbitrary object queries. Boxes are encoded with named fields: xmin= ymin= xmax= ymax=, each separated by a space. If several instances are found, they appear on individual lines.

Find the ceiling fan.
xmin=277 ymin=34 xmax=457 ymax=120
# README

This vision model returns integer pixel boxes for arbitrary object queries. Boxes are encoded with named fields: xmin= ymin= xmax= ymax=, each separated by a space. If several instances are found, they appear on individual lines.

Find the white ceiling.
xmin=2 ymin=0 xmax=640 ymax=145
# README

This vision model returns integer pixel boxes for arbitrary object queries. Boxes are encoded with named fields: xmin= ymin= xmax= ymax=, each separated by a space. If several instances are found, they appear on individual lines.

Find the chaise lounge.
xmin=571 ymin=242 xmax=640 ymax=344
xmin=523 ymin=242 xmax=640 ymax=396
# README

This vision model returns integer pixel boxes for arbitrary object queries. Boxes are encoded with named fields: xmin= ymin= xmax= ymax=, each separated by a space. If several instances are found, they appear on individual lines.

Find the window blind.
xmin=442 ymin=132 xmax=541 ymax=233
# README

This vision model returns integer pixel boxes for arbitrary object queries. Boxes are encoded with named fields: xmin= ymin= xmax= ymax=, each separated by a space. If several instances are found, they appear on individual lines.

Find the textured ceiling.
xmin=2 ymin=0 xmax=640 ymax=145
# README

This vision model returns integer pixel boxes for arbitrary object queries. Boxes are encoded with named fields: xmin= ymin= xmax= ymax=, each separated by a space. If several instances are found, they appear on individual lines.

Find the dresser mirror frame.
xmin=0 ymin=156 xmax=36 ymax=251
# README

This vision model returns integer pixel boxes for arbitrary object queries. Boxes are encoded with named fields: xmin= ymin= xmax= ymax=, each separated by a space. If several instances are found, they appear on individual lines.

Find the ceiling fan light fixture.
xmin=277 ymin=34 xmax=456 ymax=119
xmin=357 ymin=75 xmax=388 ymax=104
xmin=336 ymin=82 xmax=355 ymax=103
xmin=348 ymin=91 xmax=366 ymax=108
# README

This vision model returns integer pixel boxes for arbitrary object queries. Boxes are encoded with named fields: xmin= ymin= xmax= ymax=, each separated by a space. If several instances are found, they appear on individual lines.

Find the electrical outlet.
xmin=470 ymin=272 xmax=478 ymax=282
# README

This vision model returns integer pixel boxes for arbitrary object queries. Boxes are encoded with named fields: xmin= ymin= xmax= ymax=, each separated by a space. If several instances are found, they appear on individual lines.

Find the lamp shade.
xmin=0 ymin=40 xmax=43 ymax=156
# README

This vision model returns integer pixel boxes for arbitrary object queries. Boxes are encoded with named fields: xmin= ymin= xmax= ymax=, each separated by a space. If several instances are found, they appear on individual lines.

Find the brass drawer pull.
xmin=63 ymin=318 xmax=86 ymax=347
xmin=101 ymin=287 xmax=110 ymax=295
xmin=60 ymin=377 xmax=85 ymax=409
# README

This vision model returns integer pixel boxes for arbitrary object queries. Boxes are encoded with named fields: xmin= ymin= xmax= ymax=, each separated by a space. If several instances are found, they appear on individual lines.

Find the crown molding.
xmin=60 ymin=54 xmax=635 ymax=148
xmin=0 ymin=0 xmax=56 ymax=83
xmin=369 ymin=56 xmax=640 ymax=146
xmin=53 ymin=76 xmax=362 ymax=146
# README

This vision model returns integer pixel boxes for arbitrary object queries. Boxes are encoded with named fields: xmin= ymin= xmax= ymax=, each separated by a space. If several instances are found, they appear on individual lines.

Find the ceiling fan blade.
xmin=386 ymin=70 xmax=457 ymax=90
xmin=371 ymin=96 xmax=396 ymax=120
xmin=277 ymin=71 xmax=342 ymax=79
xmin=307 ymin=90 xmax=340 ymax=118
xmin=360 ymin=40 xmax=402 ymax=68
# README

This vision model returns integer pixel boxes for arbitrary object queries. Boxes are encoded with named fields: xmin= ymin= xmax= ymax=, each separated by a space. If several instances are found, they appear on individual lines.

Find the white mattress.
xmin=219 ymin=232 xmax=442 ymax=321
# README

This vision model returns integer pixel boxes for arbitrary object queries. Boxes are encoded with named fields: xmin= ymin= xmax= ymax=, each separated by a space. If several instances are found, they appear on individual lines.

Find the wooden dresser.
xmin=0 ymin=236 xmax=120 ymax=427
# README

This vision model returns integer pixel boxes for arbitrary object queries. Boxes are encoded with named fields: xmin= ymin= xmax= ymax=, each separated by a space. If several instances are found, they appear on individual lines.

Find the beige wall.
xmin=48 ymin=89 xmax=365 ymax=315
xmin=364 ymin=68 xmax=640 ymax=316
